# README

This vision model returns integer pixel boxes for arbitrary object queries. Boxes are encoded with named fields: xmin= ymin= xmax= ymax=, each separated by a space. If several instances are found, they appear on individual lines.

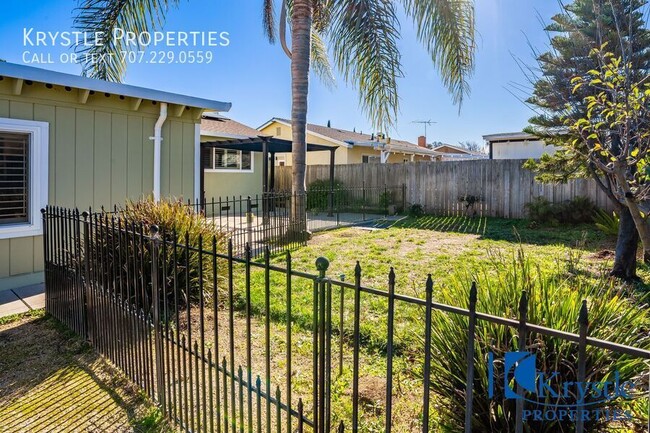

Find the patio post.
xmin=270 ymin=152 xmax=276 ymax=191
xmin=328 ymin=148 xmax=336 ymax=217
xmin=261 ymin=136 xmax=270 ymax=224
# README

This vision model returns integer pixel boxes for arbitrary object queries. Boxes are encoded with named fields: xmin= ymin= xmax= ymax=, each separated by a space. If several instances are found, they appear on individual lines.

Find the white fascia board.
xmin=0 ymin=62 xmax=232 ymax=112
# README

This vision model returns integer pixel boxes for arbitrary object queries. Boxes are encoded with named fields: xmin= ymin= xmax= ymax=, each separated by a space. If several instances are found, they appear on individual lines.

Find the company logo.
xmin=488 ymin=352 xmax=639 ymax=422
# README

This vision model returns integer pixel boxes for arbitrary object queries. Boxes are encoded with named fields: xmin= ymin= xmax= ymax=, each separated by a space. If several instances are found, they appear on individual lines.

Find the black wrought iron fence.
xmin=43 ymin=206 xmax=650 ymax=433
xmin=188 ymin=186 xmax=406 ymax=257
xmin=189 ymin=193 xmax=304 ymax=258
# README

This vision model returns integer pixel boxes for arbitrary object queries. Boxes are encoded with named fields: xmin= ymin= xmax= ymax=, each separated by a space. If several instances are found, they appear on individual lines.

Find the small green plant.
xmin=379 ymin=190 xmax=393 ymax=208
xmin=306 ymin=179 xmax=348 ymax=211
xmin=426 ymin=248 xmax=650 ymax=432
xmin=408 ymin=203 xmax=425 ymax=218
xmin=593 ymin=209 xmax=620 ymax=236
xmin=525 ymin=196 xmax=596 ymax=225
xmin=92 ymin=198 xmax=228 ymax=310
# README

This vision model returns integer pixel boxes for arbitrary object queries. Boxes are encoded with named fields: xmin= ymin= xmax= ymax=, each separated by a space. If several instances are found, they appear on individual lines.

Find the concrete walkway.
xmin=0 ymin=284 xmax=45 ymax=318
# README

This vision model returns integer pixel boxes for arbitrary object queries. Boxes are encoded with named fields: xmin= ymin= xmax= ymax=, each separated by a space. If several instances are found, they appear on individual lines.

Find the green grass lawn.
xmin=0 ymin=311 xmax=172 ymax=433
xmin=236 ymin=215 xmax=642 ymax=351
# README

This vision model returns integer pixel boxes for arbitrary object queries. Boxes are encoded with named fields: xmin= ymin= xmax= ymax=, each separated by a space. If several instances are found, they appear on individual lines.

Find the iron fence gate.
xmin=43 ymin=206 xmax=650 ymax=433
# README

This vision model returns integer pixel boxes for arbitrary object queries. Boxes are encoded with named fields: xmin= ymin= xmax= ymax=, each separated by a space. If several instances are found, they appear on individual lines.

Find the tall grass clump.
xmin=428 ymin=247 xmax=650 ymax=432
xmin=91 ymin=198 xmax=228 ymax=312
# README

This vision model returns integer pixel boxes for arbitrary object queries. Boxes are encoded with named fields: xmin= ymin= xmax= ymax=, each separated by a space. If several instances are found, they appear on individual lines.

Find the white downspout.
xmin=152 ymin=102 xmax=168 ymax=202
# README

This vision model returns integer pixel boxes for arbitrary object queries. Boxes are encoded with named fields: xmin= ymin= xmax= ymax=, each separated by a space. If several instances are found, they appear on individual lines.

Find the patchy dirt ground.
xmin=0 ymin=311 xmax=171 ymax=432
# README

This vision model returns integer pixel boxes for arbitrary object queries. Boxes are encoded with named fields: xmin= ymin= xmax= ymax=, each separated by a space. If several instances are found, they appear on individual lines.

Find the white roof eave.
xmin=0 ymin=62 xmax=232 ymax=112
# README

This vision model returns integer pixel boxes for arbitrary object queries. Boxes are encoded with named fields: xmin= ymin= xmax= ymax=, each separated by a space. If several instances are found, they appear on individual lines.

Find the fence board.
xmin=275 ymin=160 xmax=616 ymax=219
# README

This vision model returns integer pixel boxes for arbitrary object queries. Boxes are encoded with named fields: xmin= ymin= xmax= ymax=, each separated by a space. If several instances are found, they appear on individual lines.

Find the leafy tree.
xmin=524 ymin=0 xmax=650 ymax=279
xmin=73 ymin=0 xmax=476 ymax=232
xmin=571 ymin=51 xmax=650 ymax=262
xmin=458 ymin=140 xmax=483 ymax=153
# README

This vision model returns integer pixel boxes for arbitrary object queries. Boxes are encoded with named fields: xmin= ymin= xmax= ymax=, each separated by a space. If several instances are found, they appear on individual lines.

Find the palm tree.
xmin=73 ymin=0 xmax=476 ymax=232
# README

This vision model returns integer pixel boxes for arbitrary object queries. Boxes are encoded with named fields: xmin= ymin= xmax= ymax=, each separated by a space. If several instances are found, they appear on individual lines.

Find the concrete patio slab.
xmin=13 ymin=283 xmax=45 ymax=310
xmin=0 ymin=283 xmax=45 ymax=318
xmin=0 ymin=290 xmax=29 ymax=317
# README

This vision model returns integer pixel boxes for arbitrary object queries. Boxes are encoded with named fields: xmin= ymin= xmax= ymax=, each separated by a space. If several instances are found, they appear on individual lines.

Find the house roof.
xmin=201 ymin=113 xmax=263 ymax=139
xmin=0 ymin=62 xmax=232 ymax=112
xmin=482 ymin=132 xmax=537 ymax=142
xmin=433 ymin=144 xmax=484 ymax=156
xmin=260 ymin=117 xmax=440 ymax=156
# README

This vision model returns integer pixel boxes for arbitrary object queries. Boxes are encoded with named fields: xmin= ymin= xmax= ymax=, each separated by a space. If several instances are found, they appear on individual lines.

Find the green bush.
xmin=92 ymin=198 xmax=228 ymax=311
xmin=408 ymin=203 xmax=425 ymax=218
xmin=306 ymin=179 xmax=348 ymax=211
xmin=593 ymin=209 xmax=620 ymax=236
xmin=525 ymin=196 xmax=596 ymax=225
xmin=427 ymin=248 xmax=650 ymax=432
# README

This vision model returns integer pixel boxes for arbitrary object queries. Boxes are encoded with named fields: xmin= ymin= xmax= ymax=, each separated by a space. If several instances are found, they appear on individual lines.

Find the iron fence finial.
xmin=316 ymin=257 xmax=330 ymax=278
xmin=518 ymin=291 xmax=528 ymax=316
xmin=579 ymin=300 xmax=589 ymax=326
xmin=470 ymin=282 xmax=477 ymax=305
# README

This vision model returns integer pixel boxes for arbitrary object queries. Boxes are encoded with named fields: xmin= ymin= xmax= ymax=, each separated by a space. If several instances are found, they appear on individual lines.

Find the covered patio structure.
xmin=201 ymin=136 xmax=338 ymax=213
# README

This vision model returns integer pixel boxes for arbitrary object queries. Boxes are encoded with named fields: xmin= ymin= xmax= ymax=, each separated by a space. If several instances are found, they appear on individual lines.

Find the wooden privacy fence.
xmin=274 ymin=160 xmax=616 ymax=219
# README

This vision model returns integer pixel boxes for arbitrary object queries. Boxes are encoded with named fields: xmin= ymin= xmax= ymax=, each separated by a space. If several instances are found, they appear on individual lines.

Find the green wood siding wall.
xmin=202 ymin=151 xmax=264 ymax=199
xmin=0 ymin=83 xmax=200 ymax=289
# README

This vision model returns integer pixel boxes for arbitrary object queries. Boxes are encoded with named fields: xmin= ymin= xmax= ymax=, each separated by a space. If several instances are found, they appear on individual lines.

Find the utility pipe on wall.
xmin=152 ymin=102 xmax=168 ymax=202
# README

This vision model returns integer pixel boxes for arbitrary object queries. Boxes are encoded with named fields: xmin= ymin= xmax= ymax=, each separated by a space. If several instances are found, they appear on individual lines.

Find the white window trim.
xmin=0 ymin=117 xmax=49 ymax=240
xmin=204 ymin=148 xmax=255 ymax=173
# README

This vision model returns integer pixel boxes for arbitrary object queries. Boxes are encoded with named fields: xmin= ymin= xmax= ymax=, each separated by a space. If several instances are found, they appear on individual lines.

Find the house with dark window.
xmin=0 ymin=62 xmax=231 ymax=291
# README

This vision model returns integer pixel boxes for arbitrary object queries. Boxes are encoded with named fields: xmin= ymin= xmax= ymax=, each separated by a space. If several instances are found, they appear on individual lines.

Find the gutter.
xmin=152 ymin=103 xmax=168 ymax=201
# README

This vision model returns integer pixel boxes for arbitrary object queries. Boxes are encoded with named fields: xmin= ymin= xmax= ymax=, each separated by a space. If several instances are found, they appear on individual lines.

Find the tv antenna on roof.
xmin=412 ymin=120 xmax=437 ymax=139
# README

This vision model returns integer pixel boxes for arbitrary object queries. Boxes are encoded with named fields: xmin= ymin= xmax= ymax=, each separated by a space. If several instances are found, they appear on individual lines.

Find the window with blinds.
xmin=0 ymin=132 xmax=29 ymax=224
xmin=203 ymin=148 xmax=252 ymax=171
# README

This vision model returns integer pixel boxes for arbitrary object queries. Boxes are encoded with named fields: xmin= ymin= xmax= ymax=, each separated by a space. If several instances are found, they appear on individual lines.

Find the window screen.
xmin=0 ymin=132 xmax=29 ymax=224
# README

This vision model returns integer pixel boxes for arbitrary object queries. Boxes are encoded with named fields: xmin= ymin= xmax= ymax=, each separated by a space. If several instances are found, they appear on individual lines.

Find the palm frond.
xmin=73 ymin=0 xmax=179 ymax=82
xmin=402 ymin=0 xmax=476 ymax=107
xmin=312 ymin=0 xmax=332 ymax=33
xmin=311 ymin=30 xmax=335 ymax=88
xmin=263 ymin=0 xmax=276 ymax=43
xmin=329 ymin=0 xmax=403 ymax=132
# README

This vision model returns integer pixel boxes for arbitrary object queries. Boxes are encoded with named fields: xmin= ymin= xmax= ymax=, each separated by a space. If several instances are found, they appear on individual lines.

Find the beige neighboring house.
xmin=483 ymin=132 xmax=558 ymax=160
xmin=258 ymin=117 xmax=440 ymax=165
xmin=200 ymin=113 xmax=264 ymax=198
xmin=431 ymin=143 xmax=487 ymax=161
xmin=0 ymin=62 xmax=231 ymax=291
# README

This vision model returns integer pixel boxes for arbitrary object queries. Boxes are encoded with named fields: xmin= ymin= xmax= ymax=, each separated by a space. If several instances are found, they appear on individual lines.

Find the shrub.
xmin=593 ymin=209 xmax=620 ymax=236
xmin=408 ymin=203 xmax=425 ymax=218
xmin=426 ymin=248 xmax=650 ymax=432
xmin=525 ymin=196 xmax=596 ymax=225
xmin=379 ymin=190 xmax=393 ymax=208
xmin=306 ymin=179 xmax=348 ymax=211
xmin=91 ymin=198 xmax=228 ymax=312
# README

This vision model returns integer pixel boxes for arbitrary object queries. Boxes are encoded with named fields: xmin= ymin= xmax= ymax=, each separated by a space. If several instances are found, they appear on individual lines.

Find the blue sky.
xmin=1 ymin=1 xmax=562 ymax=146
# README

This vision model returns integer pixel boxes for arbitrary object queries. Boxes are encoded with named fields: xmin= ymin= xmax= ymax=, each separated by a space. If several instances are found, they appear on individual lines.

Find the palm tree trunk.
xmin=290 ymin=0 xmax=312 ymax=237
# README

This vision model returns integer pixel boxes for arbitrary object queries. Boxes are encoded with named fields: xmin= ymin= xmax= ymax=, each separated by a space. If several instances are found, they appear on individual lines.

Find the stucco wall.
xmin=0 ymin=81 xmax=200 ymax=290
xmin=491 ymin=140 xmax=557 ymax=160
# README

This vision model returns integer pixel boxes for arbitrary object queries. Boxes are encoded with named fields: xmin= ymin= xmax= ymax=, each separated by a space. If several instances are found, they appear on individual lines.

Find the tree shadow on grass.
xmin=0 ymin=312 xmax=169 ymax=432
xmin=381 ymin=215 xmax=611 ymax=251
